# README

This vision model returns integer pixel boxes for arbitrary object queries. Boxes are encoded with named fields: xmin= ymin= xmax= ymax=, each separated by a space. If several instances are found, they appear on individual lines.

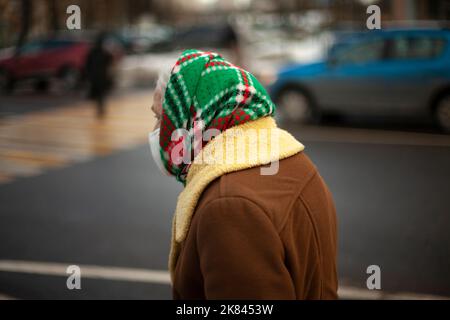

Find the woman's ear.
xmin=152 ymin=91 xmax=163 ymax=116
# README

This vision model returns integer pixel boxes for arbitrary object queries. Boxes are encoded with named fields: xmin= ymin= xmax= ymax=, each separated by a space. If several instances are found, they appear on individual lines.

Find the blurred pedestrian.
xmin=85 ymin=32 xmax=114 ymax=119
xmin=149 ymin=50 xmax=338 ymax=300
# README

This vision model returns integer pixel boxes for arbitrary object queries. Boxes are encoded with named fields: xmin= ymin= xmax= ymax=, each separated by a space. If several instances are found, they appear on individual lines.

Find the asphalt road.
xmin=1 ymin=136 xmax=450 ymax=299
xmin=1 ymin=96 xmax=450 ymax=299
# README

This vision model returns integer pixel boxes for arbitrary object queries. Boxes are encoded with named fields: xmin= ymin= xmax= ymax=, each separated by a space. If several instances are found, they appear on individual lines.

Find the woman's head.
xmin=150 ymin=49 xmax=276 ymax=184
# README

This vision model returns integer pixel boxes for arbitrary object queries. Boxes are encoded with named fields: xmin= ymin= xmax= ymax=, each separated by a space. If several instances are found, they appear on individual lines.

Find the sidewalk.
xmin=0 ymin=91 xmax=155 ymax=185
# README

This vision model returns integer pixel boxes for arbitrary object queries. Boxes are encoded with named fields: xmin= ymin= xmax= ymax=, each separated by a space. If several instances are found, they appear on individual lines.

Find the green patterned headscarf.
xmin=159 ymin=49 xmax=276 ymax=184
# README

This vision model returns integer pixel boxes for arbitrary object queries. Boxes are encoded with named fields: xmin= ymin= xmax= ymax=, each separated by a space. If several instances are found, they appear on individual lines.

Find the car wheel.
xmin=34 ymin=79 xmax=50 ymax=93
xmin=59 ymin=66 xmax=80 ymax=91
xmin=435 ymin=95 xmax=450 ymax=133
xmin=0 ymin=69 xmax=15 ymax=94
xmin=276 ymin=88 xmax=318 ymax=123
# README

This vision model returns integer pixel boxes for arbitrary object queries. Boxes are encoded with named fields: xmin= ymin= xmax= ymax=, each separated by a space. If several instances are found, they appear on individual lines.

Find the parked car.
xmin=118 ymin=23 xmax=238 ymax=89
xmin=269 ymin=28 xmax=450 ymax=132
xmin=0 ymin=38 xmax=91 ymax=93
xmin=117 ymin=26 xmax=174 ymax=54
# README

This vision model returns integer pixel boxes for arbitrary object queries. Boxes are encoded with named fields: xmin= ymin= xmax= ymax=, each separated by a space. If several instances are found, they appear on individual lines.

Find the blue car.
xmin=269 ymin=28 xmax=450 ymax=132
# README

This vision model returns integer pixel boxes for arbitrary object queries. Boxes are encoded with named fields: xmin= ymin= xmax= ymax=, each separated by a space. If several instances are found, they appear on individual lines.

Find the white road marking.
xmin=0 ymin=260 xmax=449 ymax=300
xmin=0 ymin=260 xmax=170 ymax=285
xmin=338 ymin=286 xmax=449 ymax=300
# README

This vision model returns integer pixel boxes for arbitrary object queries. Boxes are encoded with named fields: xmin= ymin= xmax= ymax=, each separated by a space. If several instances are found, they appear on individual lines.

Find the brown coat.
xmin=172 ymin=152 xmax=338 ymax=299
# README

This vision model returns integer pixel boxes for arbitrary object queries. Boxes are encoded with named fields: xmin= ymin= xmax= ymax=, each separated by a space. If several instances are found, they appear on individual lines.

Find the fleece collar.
xmin=168 ymin=116 xmax=305 ymax=280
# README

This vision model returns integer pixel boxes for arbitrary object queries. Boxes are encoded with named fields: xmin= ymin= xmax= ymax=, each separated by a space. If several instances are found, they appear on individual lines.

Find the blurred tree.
xmin=126 ymin=0 xmax=153 ymax=24
xmin=47 ymin=0 xmax=59 ymax=33
xmin=16 ymin=0 xmax=31 ymax=49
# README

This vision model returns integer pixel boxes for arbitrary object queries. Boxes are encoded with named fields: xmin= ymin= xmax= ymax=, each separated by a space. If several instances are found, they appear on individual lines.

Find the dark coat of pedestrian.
xmin=85 ymin=33 xmax=114 ymax=118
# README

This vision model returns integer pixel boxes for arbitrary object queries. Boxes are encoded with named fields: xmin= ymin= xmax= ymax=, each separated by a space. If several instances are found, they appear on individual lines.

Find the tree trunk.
xmin=47 ymin=0 xmax=59 ymax=34
xmin=16 ymin=0 xmax=32 ymax=52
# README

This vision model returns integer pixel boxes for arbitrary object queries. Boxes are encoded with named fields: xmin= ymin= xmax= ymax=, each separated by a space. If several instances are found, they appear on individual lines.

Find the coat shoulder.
xmin=195 ymin=152 xmax=319 ymax=230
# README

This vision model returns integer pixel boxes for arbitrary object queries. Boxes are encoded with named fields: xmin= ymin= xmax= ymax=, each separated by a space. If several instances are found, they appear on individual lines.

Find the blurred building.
xmin=0 ymin=0 xmax=161 ymax=47
xmin=263 ymin=0 xmax=450 ymax=23
xmin=1 ymin=0 xmax=449 ymax=48
xmin=389 ymin=0 xmax=450 ymax=21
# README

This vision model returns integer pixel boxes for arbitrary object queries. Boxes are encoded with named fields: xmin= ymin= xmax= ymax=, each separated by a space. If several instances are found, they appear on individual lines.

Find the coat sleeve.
xmin=195 ymin=197 xmax=296 ymax=299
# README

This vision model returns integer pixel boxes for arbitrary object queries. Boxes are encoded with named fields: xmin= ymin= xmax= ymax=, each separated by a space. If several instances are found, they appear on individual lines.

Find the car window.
xmin=20 ymin=42 xmax=42 ymax=55
xmin=333 ymin=38 xmax=385 ymax=66
xmin=42 ymin=40 xmax=73 ymax=50
xmin=174 ymin=25 xmax=232 ymax=49
xmin=389 ymin=36 xmax=446 ymax=60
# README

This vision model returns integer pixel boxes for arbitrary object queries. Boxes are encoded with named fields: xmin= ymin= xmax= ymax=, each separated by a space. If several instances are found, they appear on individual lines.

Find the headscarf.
xmin=159 ymin=49 xmax=276 ymax=184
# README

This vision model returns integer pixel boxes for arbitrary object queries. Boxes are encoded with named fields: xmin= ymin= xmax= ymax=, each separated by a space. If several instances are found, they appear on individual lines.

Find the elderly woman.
xmin=149 ymin=49 xmax=338 ymax=300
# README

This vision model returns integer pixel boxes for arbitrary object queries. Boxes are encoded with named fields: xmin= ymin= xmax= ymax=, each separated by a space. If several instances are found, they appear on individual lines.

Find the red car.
xmin=0 ymin=38 xmax=91 ymax=93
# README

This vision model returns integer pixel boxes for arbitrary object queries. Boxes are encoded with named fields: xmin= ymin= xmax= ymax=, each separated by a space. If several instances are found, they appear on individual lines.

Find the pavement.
xmin=0 ymin=90 xmax=155 ymax=185
xmin=1 ymin=91 xmax=450 ymax=299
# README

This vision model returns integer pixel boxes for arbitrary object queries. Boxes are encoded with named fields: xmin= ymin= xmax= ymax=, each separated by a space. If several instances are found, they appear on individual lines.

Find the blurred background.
xmin=0 ymin=0 xmax=450 ymax=299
